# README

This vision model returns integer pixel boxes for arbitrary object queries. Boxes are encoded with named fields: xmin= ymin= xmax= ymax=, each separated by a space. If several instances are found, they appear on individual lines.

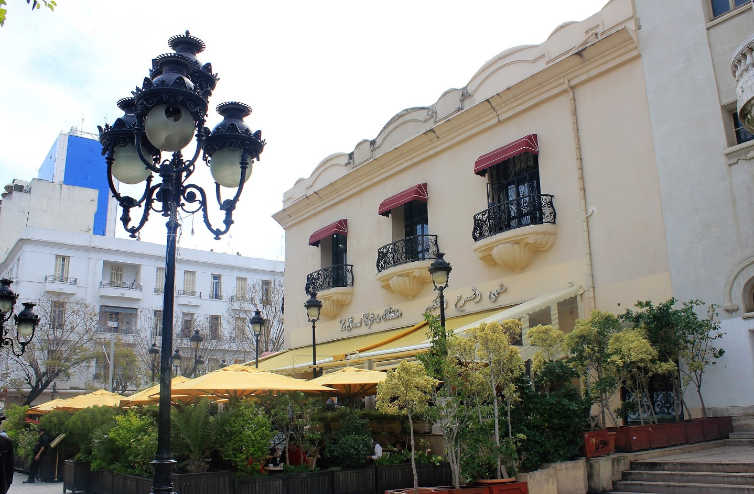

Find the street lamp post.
xmin=428 ymin=252 xmax=452 ymax=330
xmin=98 ymin=32 xmax=264 ymax=494
xmin=189 ymin=329 xmax=203 ymax=377
xmin=0 ymin=278 xmax=40 ymax=357
xmin=304 ymin=291 xmax=322 ymax=378
xmin=50 ymin=383 xmax=57 ymax=400
xmin=172 ymin=349 xmax=182 ymax=377
xmin=249 ymin=309 xmax=265 ymax=369
xmin=149 ymin=343 xmax=160 ymax=384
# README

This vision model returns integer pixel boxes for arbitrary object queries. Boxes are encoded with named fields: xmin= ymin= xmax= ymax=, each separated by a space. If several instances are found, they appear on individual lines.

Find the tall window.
xmin=210 ymin=274 xmax=222 ymax=300
xmin=110 ymin=265 xmax=124 ymax=284
xmin=50 ymin=301 xmax=66 ymax=330
xmin=155 ymin=268 xmax=165 ymax=294
xmin=209 ymin=315 xmax=221 ymax=340
xmin=261 ymin=279 xmax=272 ymax=306
xmin=54 ymin=255 xmax=70 ymax=280
xmin=711 ymin=0 xmax=749 ymax=17
xmin=99 ymin=307 xmax=137 ymax=334
xmin=487 ymin=152 xmax=541 ymax=228
xmin=236 ymin=277 xmax=248 ymax=300
xmin=183 ymin=271 xmax=196 ymax=294
xmin=234 ymin=316 xmax=246 ymax=342
xmin=403 ymin=201 xmax=429 ymax=238
xmin=732 ymin=111 xmax=754 ymax=145
xmin=181 ymin=313 xmax=194 ymax=338
xmin=154 ymin=309 xmax=163 ymax=338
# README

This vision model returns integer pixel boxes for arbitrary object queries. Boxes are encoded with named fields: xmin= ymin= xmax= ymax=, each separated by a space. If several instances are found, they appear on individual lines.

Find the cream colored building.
xmin=268 ymin=0 xmax=675 ymax=378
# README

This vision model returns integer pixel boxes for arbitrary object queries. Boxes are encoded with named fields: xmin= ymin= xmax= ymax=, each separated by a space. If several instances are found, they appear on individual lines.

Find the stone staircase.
xmin=609 ymin=450 xmax=754 ymax=494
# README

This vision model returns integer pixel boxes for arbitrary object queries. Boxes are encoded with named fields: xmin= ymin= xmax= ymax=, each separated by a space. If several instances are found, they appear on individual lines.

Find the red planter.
xmin=702 ymin=417 xmax=721 ymax=441
xmin=719 ymin=416 xmax=733 ymax=438
xmin=580 ymin=429 xmax=611 ymax=458
xmin=648 ymin=423 xmax=670 ymax=449
xmin=665 ymin=421 xmax=687 ymax=446
xmin=684 ymin=419 xmax=704 ymax=444
xmin=386 ymin=488 xmax=452 ymax=494
xmin=609 ymin=425 xmax=651 ymax=452
xmin=476 ymin=480 xmax=528 ymax=494
xmin=607 ymin=432 xmax=617 ymax=454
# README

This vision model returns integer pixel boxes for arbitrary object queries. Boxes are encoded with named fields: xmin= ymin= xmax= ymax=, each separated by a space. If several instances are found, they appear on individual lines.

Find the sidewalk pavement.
xmin=8 ymin=479 xmax=62 ymax=494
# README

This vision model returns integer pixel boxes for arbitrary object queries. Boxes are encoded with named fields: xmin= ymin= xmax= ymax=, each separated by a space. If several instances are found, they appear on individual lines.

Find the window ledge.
xmin=707 ymin=2 xmax=752 ymax=29
xmin=742 ymin=311 xmax=754 ymax=319
xmin=725 ymin=139 xmax=754 ymax=165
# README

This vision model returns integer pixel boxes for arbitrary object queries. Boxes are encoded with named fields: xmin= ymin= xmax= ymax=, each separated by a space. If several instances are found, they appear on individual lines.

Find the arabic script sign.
xmin=340 ymin=307 xmax=402 ymax=331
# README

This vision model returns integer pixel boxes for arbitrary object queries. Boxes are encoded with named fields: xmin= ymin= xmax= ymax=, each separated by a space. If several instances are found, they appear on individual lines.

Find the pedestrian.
xmin=23 ymin=428 xmax=50 ymax=484
xmin=0 ymin=416 xmax=13 ymax=494
xmin=367 ymin=438 xmax=382 ymax=461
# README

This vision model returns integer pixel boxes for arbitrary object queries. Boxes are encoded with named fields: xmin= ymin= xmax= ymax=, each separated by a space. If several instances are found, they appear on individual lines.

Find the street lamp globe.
xmin=15 ymin=303 xmax=40 ymax=339
xmin=190 ymin=329 xmax=203 ymax=350
xmin=304 ymin=292 xmax=322 ymax=323
xmin=149 ymin=343 xmax=160 ymax=359
xmin=429 ymin=252 xmax=452 ymax=289
xmin=250 ymin=309 xmax=265 ymax=335
xmin=0 ymin=279 xmax=18 ymax=314
xmin=172 ymin=349 xmax=182 ymax=367
xmin=205 ymin=102 xmax=256 ymax=188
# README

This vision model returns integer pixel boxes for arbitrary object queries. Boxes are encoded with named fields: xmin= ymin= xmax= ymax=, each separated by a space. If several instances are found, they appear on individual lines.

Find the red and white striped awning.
xmin=309 ymin=219 xmax=348 ymax=247
xmin=378 ymin=183 xmax=428 ymax=217
xmin=474 ymin=134 xmax=539 ymax=175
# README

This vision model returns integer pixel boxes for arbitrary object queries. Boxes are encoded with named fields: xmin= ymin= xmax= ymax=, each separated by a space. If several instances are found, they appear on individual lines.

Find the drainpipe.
xmin=565 ymin=78 xmax=597 ymax=311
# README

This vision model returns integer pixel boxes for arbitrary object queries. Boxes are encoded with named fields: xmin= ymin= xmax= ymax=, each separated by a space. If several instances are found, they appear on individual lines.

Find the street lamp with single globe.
xmin=304 ymin=291 xmax=322 ymax=378
xmin=149 ymin=343 xmax=160 ymax=384
xmin=98 ymin=31 xmax=265 ymax=494
xmin=189 ymin=329 xmax=203 ymax=377
xmin=428 ymin=253 xmax=452 ymax=330
xmin=0 ymin=279 xmax=40 ymax=356
xmin=172 ymin=349 xmax=182 ymax=377
xmin=249 ymin=309 xmax=266 ymax=369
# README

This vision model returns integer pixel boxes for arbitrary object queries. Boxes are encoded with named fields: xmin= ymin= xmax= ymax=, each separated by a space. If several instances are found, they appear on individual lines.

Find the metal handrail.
xmin=305 ymin=264 xmax=354 ymax=293
xmin=100 ymin=281 xmax=143 ymax=291
xmin=209 ymin=293 xmax=224 ymax=300
xmin=376 ymin=234 xmax=439 ymax=273
xmin=472 ymin=193 xmax=556 ymax=242
xmin=177 ymin=290 xmax=200 ymax=298
xmin=45 ymin=275 xmax=77 ymax=285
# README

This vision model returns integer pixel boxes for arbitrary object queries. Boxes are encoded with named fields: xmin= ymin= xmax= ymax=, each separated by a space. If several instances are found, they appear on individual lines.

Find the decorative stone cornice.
xmin=732 ymin=34 xmax=754 ymax=134
xmin=473 ymin=224 xmax=556 ymax=272
xmin=375 ymin=260 xmax=433 ymax=300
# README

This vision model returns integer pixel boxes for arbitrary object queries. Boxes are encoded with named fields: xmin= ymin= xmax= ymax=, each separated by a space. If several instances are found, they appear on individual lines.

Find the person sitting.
xmin=366 ymin=439 xmax=382 ymax=461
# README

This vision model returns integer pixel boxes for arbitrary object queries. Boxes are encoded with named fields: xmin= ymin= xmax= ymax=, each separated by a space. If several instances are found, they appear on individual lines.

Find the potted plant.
xmin=216 ymin=400 xmax=273 ymax=479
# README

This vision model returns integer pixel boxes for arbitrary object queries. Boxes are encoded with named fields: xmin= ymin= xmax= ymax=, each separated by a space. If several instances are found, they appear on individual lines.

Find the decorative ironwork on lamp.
xmin=0 ymin=279 xmax=40 ymax=357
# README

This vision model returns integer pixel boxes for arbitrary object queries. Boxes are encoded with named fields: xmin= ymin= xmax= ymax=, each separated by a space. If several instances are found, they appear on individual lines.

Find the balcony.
xmin=306 ymin=265 xmax=354 ymax=318
xmin=99 ymin=281 xmax=144 ymax=300
xmin=472 ymin=194 xmax=556 ymax=272
xmin=176 ymin=290 xmax=201 ymax=306
xmin=376 ymin=235 xmax=438 ymax=300
xmin=44 ymin=275 xmax=78 ymax=294
xmin=209 ymin=293 xmax=224 ymax=301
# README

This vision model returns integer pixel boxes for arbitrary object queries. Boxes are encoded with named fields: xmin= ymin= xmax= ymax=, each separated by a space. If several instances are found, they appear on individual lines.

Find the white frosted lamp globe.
xmin=431 ymin=269 xmax=448 ymax=286
xmin=112 ymin=144 xmax=151 ymax=184
xmin=210 ymin=148 xmax=252 ymax=188
xmin=0 ymin=299 xmax=11 ymax=314
xmin=144 ymin=104 xmax=195 ymax=151
xmin=17 ymin=320 xmax=34 ymax=338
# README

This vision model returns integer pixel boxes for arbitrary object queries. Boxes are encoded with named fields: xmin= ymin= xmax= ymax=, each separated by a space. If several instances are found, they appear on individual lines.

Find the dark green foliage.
xmin=91 ymin=410 xmax=157 ymax=477
xmin=215 ymin=401 xmax=274 ymax=478
xmin=459 ymin=417 xmax=497 ymax=481
xmin=417 ymin=313 xmax=451 ymax=380
xmin=39 ymin=410 xmax=71 ymax=457
xmin=509 ymin=363 xmax=590 ymax=472
xmin=3 ymin=405 xmax=29 ymax=444
xmin=65 ymin=405 xmax=120 ymax=461
xmin=323 ymin=409 xmax=372 ymax=469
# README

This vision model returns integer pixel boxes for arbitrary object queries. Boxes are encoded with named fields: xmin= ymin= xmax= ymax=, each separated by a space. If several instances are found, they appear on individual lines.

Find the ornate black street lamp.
xmin=218 ymin=359 xmax=227 ymax=369
xmin=149 ymin=343 xmax=160 ymax=384
xmin=172 ymin=349 xmax=182 ymax=377
xmin=50 ymin=383 xmax=58 ymax=400
xmin=428 ymin=253 xmax=452 ymax=330
xmin=189 ymin=329 xmax=204 ymax=377
xmin=98 ymin=31 xmax=264 ymax=494
xmin=0 ymin=279 xmax=40 ymax=356
xmin=249 ymin=309 xmax=265 ymax=369
xmin=304 ymin=291 xmax=322 ymax=378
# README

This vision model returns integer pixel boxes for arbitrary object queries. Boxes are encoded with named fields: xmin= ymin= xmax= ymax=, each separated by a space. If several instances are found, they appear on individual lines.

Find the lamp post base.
xmin=150 ymin=458 xmax=177 ymax=494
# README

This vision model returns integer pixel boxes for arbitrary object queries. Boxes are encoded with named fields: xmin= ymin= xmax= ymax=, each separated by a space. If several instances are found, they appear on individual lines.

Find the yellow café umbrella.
xmin=26 ymin=398 xmax=70 ymax=415
xmin=120 ymin=376 xmax=191 ymax=407
xmin=166 ymin=364 xmax=335 ymax=400
xmin=56 ymin=389 xmax=124 ymax=412
xmin=308 ymin=367 xmax=387 ymax=399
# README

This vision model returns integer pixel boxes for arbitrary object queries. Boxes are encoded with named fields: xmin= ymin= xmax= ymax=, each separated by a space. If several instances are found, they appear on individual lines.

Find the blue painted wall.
xmin=63 ymin=136 xmax=109 ymax=236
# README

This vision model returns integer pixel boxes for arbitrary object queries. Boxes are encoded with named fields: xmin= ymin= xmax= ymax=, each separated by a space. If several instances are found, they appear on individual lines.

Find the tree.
xmin=268 ymin=391 xmax=322 ymax=467
xmin=680 ymin=303 xmax=724 ymax=418
xmin=225 ymin=278 xmax=285 ymax=361
xmin=0 ymin=0 xmax=57 ymax=27
xmin=92 ymin=337 xmax=141 ymax=393
xmin=527 ymin=324 xmax=565 ymax=397
xmin=172 ymin=398 xmax=228 ymax=473
xmin=377 ymin=361 xmax=438 ymax=494
xmin=564 ymin=309 xmax=621 ymax=429
xmin=7 ymin=296 xmax=99 ymax=405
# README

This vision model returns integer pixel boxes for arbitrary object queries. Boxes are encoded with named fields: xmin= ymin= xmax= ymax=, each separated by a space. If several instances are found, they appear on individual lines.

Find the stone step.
xmin=611 ymin=480 xmax=754 ymax=494
xmin=632 ymin=460 xmax=754 ymax=473
xmin=624 ymin=470 xmax=754 ymax=485
xmin=730 ymin=432 xmax=754 ymax=439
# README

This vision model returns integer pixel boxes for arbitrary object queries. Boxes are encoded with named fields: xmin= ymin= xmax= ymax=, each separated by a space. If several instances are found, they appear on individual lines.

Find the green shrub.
xmin=65 ymin=406 xmax=120 ymax=461
xmin=3 ymin=405 xmax=29 ymax=444
xmin=215 ymin=401 xmax=273 ymax=478
xmin=91 ymin=410 xmax=157 ymax=477
xmin=16 ymin=428 xmax=39 ymax=463
xmin=172 ymin=399 xmax=228 ymax=473
xmin=323 ymin=409 xmax=372 ymax=468
xmin=39 ymin=410 xmax=72 ymax=458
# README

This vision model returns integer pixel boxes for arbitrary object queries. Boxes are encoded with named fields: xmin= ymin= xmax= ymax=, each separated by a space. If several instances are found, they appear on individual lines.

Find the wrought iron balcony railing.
xmin=209 ymin=293 xmax=224 ymax=300
xmin=306 ymin=264 xmax=354 ymax=294
xmin=177 ymin=290 xmax=200 ymax=298
xmin=376 ymin=234 xmax=439 ymax=273
xmin=45 ymin=275 xmax=77 ymax=285
xmin=100 ymin=281 xmax=143 ymax=291
xmin=229 ymin=294 xmax=250 ymax=302
xmin=472 ymin=194 xmax=555 ymax=242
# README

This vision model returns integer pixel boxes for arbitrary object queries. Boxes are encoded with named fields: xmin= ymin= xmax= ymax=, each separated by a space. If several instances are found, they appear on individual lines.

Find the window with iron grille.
xmin=50 ymin=301 xmax=66 ymax=330
xmin=210 ymin=315 xmax=221 ymax=340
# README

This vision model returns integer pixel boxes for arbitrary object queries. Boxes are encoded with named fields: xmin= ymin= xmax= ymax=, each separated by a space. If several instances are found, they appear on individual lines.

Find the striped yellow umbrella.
xmin=120 ymin=376 xmax=191 ymax=407
xmin=308 ymin=367 xmax=387 ymax=398
xmin=166 ymin=364 xmax=335 ymax=400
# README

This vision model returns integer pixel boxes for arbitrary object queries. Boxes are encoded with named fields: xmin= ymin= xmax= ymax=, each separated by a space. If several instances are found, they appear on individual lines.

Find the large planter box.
xmin=234 ymin=475 xmax=284 ymax=494
xmin=377 ymin=463 xmax=414 ymax=493
xmin=609 ymin=425 xmax=650 ymax=452
xmin=702 ymin=417 xmax=721 ymax=441
xmin=38 ymin=454 xmax=60 ymax=482
xmin=13 ymin=454 xmax=27 ymax=473
xmin=283 ymin=469 xmax=332 ymax=494
xmin=63 ymin=460 xmax=92 ymax=493
xmin=647 ymin=423 xmax=670 ymax=449
xmin=92 ymin=469 xmax=115 ymax=494
xmin=475 ymin=480 xmax=528 ymax=494
xmin=332 ymin=466 xmax=375 ymax=494
xmin=719 ymin=416 xmax=733 ymax=438
xmin=665 ymin=421 xmax=687 ymax=446
xmin=684 ymin=420 xmax=704 ymax=444
xmin=173 ymin=470 xmax=233 ymax=494
xmin=580 ymin=430 xmax=610 ymax=458
xmin=417 ymin=463 xmax=453 ymax=487
xmin=114 ymin=472 xmax=152 ymax=494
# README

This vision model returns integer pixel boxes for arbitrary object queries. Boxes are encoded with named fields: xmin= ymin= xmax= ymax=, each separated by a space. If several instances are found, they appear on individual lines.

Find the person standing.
xmin=0 ymin=416 xmax=13 ymax=494
xmin=23 ymin=428 xmax=49 ymax=484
